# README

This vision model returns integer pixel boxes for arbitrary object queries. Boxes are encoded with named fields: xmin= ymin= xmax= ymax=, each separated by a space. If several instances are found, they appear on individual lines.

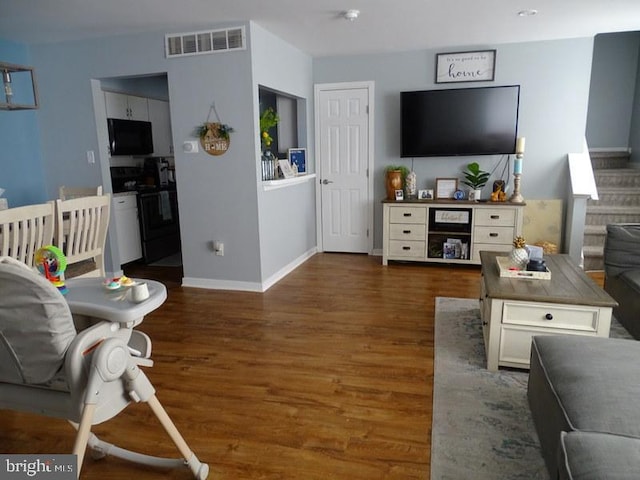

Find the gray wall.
xmin=313 ymin=38 xmax=595 ymax=250
xmin=250 ymin=23 xmax=316 ymax=282
xmin=586 ymin=32 xmax=640 ymax=150
xmin=26 ymin=22 xmax=313 ymax=287
xmin=0 ymin=38 xmax=47 ymax=207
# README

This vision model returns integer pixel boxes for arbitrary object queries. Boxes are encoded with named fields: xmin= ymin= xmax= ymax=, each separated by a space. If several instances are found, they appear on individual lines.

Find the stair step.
xmin=594 ymin=169 xmax=640 ymax=188
xmin=589 ymin=187 xmax=640 ymax=207
xmin=583 ymin=245 xmax=604 ymax=271
xmin=590 ymin=150 xmax=630 ymax=169
xmin=583 ymin=151 xmax=633 ymax=271
xmin=586 ymin=205 xmax=640 ymax=226
xmin=583 ymin=245 xmax=603 ymax=257
xmin=584 ymin=224 xmax=607 ymax=235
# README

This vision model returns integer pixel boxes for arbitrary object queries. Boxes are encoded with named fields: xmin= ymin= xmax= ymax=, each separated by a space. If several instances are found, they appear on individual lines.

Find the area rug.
xmin=431 ymin=297 xmax=632 ymax=480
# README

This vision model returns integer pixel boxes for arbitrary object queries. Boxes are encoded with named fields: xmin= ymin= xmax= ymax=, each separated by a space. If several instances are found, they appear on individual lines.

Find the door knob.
xmin=322 ymin=179 xmax=334 ymax=185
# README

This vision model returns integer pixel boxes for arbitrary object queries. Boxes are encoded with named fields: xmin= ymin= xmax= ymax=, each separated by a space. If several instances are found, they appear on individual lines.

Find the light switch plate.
xmin=183 ymin=140 xmax=199 ymax=153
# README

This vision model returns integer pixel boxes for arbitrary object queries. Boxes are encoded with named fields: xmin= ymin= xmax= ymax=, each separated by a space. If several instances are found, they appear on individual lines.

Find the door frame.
xmin=314 ymin=81 xmax=375 ymax=254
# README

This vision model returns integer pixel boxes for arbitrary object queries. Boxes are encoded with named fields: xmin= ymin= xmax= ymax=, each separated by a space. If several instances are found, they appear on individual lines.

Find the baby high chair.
xmin=0 ymin=256 xmax=209 ymax=479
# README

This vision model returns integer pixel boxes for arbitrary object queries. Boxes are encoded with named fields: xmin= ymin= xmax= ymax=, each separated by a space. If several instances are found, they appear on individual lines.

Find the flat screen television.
xmin=400 ymin=85 xmax=520 ymax=157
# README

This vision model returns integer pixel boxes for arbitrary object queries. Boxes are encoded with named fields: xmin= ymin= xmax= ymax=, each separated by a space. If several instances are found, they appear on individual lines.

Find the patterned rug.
xmin=431 ymin=297 xmax=633 ymax=480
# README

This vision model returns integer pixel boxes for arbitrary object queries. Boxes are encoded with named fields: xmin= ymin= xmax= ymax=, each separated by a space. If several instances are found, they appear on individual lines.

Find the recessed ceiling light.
xmin=344 ymin=9 xmax=360 ymax=21
xmin=518 ymin=9 xmax=538 ymax=17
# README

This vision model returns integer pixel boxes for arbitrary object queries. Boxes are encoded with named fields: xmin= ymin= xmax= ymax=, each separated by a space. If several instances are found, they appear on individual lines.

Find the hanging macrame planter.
xmin=197 ymin=103 xmax=234 ymax=156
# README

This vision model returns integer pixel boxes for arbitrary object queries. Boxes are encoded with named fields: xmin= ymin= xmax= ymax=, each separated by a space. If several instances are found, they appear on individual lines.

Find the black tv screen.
xmin=400 ymin=85 xmax=520 ymax=157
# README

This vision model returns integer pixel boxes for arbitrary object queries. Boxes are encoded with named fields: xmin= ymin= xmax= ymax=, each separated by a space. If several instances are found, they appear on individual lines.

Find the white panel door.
xmin=317 ymin=87 xmax=370 ymax=253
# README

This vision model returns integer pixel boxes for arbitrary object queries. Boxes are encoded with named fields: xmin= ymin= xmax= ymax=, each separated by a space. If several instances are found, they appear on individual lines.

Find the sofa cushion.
xmin=528 ymin=335 xmax=640 ymax=476
xmin=533 ymin=335 xmax=640 ymax=436
xmin=619 ymin=269 xmax=640 ymax=293
xmin=559 ymin=431 xmax=640 ymax=480
xmin=604 ymin=223 xmax=640 ymax=278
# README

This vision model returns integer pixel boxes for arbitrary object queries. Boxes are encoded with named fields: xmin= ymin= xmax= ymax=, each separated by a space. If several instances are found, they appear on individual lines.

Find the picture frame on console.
xmin=419 ymin=189 xmax=433 ymax=200
xmin=436 ymin=178 xmax=458 ymax=199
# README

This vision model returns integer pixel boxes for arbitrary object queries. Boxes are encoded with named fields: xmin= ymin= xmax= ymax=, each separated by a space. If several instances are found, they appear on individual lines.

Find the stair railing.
xmin=565 ymin=139 xmax=598 ymax=267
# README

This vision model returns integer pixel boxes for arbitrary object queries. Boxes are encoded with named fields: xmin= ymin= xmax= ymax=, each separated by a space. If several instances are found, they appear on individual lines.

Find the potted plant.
xmin=385 ymin=165 xmax=409 ymax=200
xmin=259 ymin=107 xmax=279 ymax=153
xmin=461 ymin=162 xmax=490 ymax=200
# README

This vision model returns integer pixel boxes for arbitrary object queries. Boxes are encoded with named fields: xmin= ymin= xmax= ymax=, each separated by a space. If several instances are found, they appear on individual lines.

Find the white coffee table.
xmin=480 ymin=251 xmax=618 ymax=371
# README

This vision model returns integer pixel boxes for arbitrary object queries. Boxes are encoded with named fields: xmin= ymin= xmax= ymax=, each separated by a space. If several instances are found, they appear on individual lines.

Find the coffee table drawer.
xmin=502 ymin=302 xmax=599 ymax=332
xmin=499 ymin=327 xmax=592 ymax=366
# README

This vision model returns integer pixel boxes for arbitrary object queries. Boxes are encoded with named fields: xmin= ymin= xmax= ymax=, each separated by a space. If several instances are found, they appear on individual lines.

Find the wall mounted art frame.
xmin=436 ymin=50 xmax=496 ymax=84
xmin=0 ymin=61 xmax=39 ymax=110
xmin=435 ymin=178 xmax=458 ymax=199
xmin=288 ymin=148 xmax=306 ymax=174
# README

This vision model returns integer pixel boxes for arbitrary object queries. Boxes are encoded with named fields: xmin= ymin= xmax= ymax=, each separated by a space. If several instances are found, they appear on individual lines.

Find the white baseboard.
xmin=182 ymin=247 xmax=318 ymax=292
xmin=261 ymin=247 xmax=317 ymax=291
xmin=181 ymin=276 xmax=264 ymax=292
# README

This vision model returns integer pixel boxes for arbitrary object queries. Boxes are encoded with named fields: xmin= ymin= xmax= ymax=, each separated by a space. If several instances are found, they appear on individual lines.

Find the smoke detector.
xmin=344 ymin=9 xmax=360 ymax=21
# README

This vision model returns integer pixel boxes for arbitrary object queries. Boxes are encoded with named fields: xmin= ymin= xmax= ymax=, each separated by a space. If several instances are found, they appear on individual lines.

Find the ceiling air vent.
xmin=165 ymin=26 xmax=246 ymax=58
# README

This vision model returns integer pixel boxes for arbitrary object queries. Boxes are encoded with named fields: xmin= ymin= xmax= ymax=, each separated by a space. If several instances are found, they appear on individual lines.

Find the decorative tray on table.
xmin=495 ymin=256 xmax=551 ymax=280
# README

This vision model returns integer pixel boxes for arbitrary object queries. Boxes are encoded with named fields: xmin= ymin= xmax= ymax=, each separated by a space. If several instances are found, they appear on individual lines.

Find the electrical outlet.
xmin=214 ymin=241 xmax=224 ymax=256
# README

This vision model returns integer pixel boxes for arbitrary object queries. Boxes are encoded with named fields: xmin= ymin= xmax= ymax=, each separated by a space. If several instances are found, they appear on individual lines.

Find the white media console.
xmin=382 ymin=200 xmax=524 ymax=265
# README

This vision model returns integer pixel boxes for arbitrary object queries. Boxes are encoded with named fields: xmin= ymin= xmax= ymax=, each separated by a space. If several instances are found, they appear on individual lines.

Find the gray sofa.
xmin=528 ymin=335 xmax=640 ymax=479
xmin=604 ymin=223 xmax=640 ymax=339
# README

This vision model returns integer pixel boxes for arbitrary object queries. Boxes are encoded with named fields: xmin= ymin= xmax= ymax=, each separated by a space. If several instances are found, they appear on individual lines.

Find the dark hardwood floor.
xmin=0 ymin=253 xmax=603 ymax=479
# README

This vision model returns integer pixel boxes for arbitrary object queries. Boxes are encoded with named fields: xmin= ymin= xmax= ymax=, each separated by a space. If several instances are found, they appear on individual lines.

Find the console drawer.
xmin=389 ymin=223 xmax=426 ymax=241
xmin=388 ymin=240 xmax=425 ymax=258
xmin=502 ymin=302 xmax=599 ymax=332
xmin=389 ymin=206 xmax=427 ymax=224
xmin=475 ymin=208 xmax=516 ymax=226
xmin=473 ymin=226 xmax=514 ymax=244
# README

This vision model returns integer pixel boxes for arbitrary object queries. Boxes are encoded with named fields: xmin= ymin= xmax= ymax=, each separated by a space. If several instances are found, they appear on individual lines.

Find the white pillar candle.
xmin=516 ymin=137 xmax=526 ymax=154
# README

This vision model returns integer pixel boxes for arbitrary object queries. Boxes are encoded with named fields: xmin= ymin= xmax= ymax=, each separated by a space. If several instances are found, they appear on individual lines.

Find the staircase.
xmin=583 ymin=151 xmax=640 ymax=271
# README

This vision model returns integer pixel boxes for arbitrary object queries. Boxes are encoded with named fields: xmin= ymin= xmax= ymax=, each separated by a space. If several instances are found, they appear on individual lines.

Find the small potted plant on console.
xmin=385 ymin=165 xmax=409 ymax=200
xmin=461 ymin=162 xmax=490 ymax=200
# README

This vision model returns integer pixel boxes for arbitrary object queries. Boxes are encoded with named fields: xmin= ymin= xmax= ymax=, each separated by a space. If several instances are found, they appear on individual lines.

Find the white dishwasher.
xmin=113 ymin=194 xmax=142 ymax=265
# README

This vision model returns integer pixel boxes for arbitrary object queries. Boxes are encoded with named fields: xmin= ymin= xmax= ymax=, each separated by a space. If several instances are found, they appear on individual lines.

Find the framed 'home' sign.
xmin=436 ymin=50 xmax=496 ymax=83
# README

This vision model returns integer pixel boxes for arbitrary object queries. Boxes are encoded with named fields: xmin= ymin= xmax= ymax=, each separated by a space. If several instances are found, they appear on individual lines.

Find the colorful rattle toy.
xmin=35 ymin=245 xmax=68 ymax=295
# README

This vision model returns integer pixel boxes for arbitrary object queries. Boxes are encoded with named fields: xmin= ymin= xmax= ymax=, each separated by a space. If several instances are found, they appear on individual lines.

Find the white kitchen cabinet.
xmin=113 ymin=195 xmax=142 ymax=265
xmin=148 ymin=98 xmax=173 ymax=156
xmin=104 ymin=91 xmax=149 ymax=121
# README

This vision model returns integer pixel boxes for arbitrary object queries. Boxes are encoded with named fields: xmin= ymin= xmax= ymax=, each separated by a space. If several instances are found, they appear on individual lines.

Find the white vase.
xmin=509 ymin=247 xmax=529 ymax=269
xmin=469 ymin=189 xmax=482 ymax=201
xmin=405 ymin=171 xmax=417 ymax=198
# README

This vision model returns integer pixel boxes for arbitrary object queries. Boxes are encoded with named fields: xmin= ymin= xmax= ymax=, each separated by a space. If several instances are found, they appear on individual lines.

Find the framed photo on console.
xmin=436 ymin=178 xmax=458 ymax=199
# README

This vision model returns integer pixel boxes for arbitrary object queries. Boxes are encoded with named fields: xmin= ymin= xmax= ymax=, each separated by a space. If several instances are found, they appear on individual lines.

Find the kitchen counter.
xmin=113 ymin=191 xmax=138 ymax=198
